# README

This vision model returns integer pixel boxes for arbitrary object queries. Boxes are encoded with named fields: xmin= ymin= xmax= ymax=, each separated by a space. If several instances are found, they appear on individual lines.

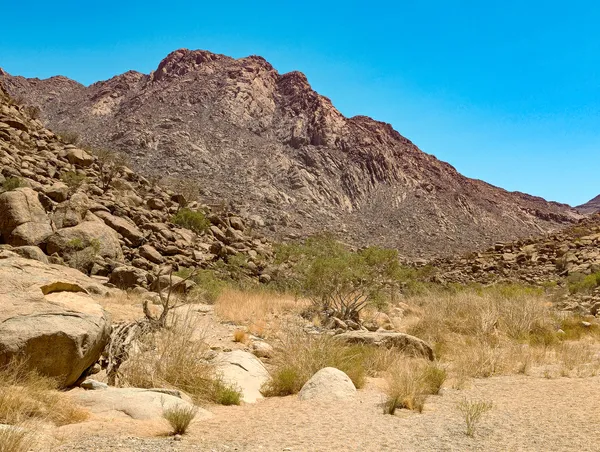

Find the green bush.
xmin=274 ymin=234 xmax=408 ymax=320
xmin=60 ymin=171 xmax=87 ymax=193
xmin=0 ymin=177 xmax=25 ymax=193
xmin=176 ymin=268 xmax=228 ymax=304
xmin=567 ymin=272 xmax=600 ymax=294
xmin=171 ymin=208 xmax=210 ymax=234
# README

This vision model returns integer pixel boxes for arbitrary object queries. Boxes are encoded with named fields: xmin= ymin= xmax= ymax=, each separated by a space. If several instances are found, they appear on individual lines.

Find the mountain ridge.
xmin=0 ymin=48 xmax=582 ymax=257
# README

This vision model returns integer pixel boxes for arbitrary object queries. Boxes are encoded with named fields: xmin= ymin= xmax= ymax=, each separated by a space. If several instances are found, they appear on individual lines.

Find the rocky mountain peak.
xmin=0 ymin=49 xmax=584 ymax=257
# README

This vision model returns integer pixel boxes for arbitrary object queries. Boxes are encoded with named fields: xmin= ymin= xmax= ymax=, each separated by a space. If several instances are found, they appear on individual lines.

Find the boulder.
xmin=65 ymin=148 xmax=94 ymax=167
xmin=46 ymin=216 xmax=123 ymax=260
xmin=335 ymin=331 xmax=435 ymax=361
xmin=109 ymin=265 xmax=149 ymax=290
xmin=151 ymin=274 xmax=195 ymax=294
xmin=44 ymin=181 xmax=69 ymax=202
xmin=298 ymin=367 xmax=356 ymax=401
xmin=0 ymin=251 xmax=111 ymax=386
xmin=216 ymin=350 xmax=270 ymax=403
xmin=13 ymin=245 xmax=49 ymax=264
xmin=0 ymin=187 xmax=53 ymax=246
xmin=94 ymin=210 xmax=144 ymax=246
xmin=139 ymin=244 xmax=164 ymax=264
xmin=69 ymin=387 xmax=211 ymax=421
xmin=52 ymin=192 xmax=90 ymax=229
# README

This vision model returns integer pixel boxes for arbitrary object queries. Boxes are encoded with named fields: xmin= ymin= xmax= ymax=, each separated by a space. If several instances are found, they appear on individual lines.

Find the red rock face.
xmin=0 ymin=49 xmax=583 ymax=258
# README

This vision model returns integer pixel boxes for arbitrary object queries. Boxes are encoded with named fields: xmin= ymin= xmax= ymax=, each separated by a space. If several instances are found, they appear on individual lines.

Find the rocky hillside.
xmin=0 ymin=81 xmax=273 ymax=293
xmin=0 ymin=49 xmax=582 ymax=258
xmin=577 ymin=195 xmax=600 ymax=214
xmin=434 ymin=214 xmax=600 ymax=315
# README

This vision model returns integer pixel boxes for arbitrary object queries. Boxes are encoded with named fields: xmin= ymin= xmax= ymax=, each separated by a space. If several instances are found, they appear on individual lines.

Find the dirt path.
xmin=52 ymin=374 xmax=600 ymax=452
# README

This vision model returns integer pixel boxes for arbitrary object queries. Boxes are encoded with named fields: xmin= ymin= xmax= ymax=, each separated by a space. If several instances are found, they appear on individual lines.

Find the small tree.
xmin=90 ymin=148 xmax=129 ymax=192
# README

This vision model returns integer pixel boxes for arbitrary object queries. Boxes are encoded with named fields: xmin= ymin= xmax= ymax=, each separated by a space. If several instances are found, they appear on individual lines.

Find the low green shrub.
xmin=171 ymin=208 xmax=210 ymax=234
xmin=1 ymin=177 xmax=25 ymax=193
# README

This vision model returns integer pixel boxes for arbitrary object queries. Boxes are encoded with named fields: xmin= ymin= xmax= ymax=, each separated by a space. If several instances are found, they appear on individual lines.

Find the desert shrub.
xmin=166 ymin=177 xmax=203 ymax=208
xmin=0 ymin=177 xmax=25 ymax=193
xmin=171 ymin=208 xmax=210 ymax=234
xmin=60 ymin=171 xmax=87 ymax=193
xmin=456 ymin=398 xmax=493 ymax=437
xmin=262 ymin=331 xmax=366 ymax=397
xmin=162 ymin=405 xmax=197 ymax=435
xmin=382 ymin=360 xmax=446 ymax=414
xmin=0 ymin=361 xmax=88 ymax=427
xmin=57 ymin=130 xmax=79 ymax=145
xmin=178 ymin=268 xmax=228 ymax=304
xmin=274 ymin=234 xmax=408 ymax=321
xmin=212 ymin=380 xmax=242 ymax=406
xmin=87 ymin=147 xmax=129 ymax=192
xmin=567 ymin=272 xmax=600 ymax=294
xmin=119 ymin=313 xmax=241 ymax=405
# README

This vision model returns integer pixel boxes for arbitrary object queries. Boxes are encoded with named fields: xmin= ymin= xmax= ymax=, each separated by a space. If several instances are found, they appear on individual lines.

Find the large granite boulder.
xmin=0 ymin=187 xmax=53 ymax=246
xmin=0 ymin=251 xmax=112 ymax=386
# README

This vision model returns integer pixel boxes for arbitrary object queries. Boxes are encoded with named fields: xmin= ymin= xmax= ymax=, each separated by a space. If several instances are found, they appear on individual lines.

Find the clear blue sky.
xmin=2 ymin=0 xmax=598 ymax=206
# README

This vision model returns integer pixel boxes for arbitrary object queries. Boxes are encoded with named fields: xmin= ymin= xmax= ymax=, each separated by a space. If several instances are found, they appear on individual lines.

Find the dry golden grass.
xmin=402 ymin=285 xmax=600 ymax=386
xmin=382 ymin=360 xmax=447 ymax=414
xmin=214 ymin=288 xmax=308 ymax=337
xmin=0 ymin=362 xmax=88 ymax=427
xmin=262 ymin=329 xmax=367 ymax=397
xmin=119 ymin=312 xmax=241 ymax=405
xmin=0 ymin=425 xmax=33 ymax=452
xmin=232 ymin=329 xmax=249 ymax=343
xmin=99 ymin=291 xmax=154 ymax=323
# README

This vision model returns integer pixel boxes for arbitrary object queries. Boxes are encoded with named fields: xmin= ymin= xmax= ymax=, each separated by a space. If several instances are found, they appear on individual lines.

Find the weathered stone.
xmin=139 ymin=244 xmax=164 ymax=264
xmin=335 ymin=331 xmax=435 ymax=360
xmin=298 ymin=367 xmax=356 ymax=401
xmin=44 ymin=181 xmax=69 ymax=202
xmin=0 ymin=187 xmax=53 ymax=246
xmin=13 ymin=245 xmax=49 ymax=264
xmin=150 ymin=274 xmax=195 ymax=294
xmin=108 ymin=266 xmax=149 ymax=290
xmin=0 ymin=252 xmax=111 ymax=387
xmin=94 ymin=210 xmax=144 ymax=246
xmin=216 ymin=350 xmax=270 ymax=403
xmin=66 ymin=148 xmax=94 ymax=167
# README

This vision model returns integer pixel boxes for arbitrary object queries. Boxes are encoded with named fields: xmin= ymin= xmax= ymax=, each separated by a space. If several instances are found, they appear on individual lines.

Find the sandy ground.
xmin=49 ymin=374 xmax=600 ymax=452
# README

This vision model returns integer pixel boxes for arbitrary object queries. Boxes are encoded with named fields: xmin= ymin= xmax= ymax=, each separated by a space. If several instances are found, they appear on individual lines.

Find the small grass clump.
xmin=162 ymin=405 xmax=197 ymax=435
xmin=457 ymin=398 xmax=493 ymax=437
xmin=212 ymin=379 xmax=242 ymax=406
xmin=233 ymin=329 xmax=249 ymax=343
xmin=261 ymin=331 xmax=366 ymax=397
xmin=567 ymin=272 xmax=600 ymax=294
xmin=171 ymin=208 xmax=210 ymax=234
xmin=383 ymin=360 xmax=446 ymax=414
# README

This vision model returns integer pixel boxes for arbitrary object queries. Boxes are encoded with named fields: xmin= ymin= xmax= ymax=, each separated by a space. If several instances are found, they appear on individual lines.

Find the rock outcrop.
xmin=0 ymin=49 xmax=582 ymax=258
xmin=577 ymin=195 xmax=600 ymax=214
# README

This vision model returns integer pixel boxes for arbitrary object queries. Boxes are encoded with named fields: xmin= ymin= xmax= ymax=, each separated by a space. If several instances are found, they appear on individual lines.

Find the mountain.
xmin=577 ymin=195 xmax=600 ymax=214
xmin=0 ymin=49 xmax=582 ymax=258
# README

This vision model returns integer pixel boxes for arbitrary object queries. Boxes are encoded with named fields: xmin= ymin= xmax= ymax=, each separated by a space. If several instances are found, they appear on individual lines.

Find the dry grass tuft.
xmin=119 ymin=312 xmax=241 ymax=405
xmin=262 ymin=330 xmax=366 ymax=397
xmin=0 ymin=362 xmax=88 ymax=427
xmin=457 ymin=398 xmax=493 ymax=437
xmin=233 ymin=329 xmax=249 ymax=343
xmin=162 ymin=405 xmax=197 ymax=435
xmin=215 ymin=288 xmax=308 ymax=337
xmin=0 ymin=425 xmax=33 ymax=452
xmin=382 ymin=360 xmax=446 ymax=414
